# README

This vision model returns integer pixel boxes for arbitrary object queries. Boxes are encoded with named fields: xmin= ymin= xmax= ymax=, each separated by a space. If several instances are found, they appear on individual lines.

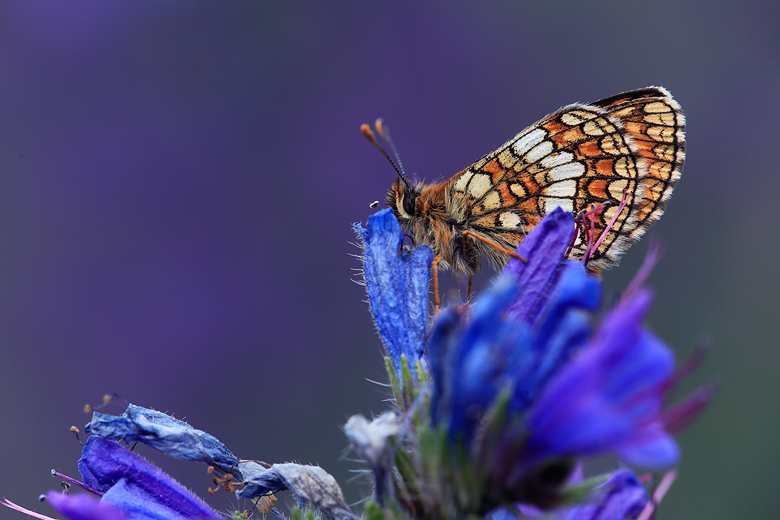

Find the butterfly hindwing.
xmin=447 ymin=87 xmax=685 ymax=269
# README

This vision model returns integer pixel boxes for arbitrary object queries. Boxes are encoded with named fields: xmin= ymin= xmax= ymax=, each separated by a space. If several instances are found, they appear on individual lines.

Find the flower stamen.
xmin=573 ymin=189 xmax=630 ymax=266
xmin=636 ymin=469 xmax=678 ymax=520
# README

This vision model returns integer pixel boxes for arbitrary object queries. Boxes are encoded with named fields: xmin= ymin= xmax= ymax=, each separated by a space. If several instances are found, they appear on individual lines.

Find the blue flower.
xmin=355 ymin=207 xmax=687 ymax=516
xmin=354 ymin=208 xmax=433 ymax=376
xmin=5 ymin=205 xmax=705 ymax=520
xmin=85 ymin=404 xmax=241 ymax=472
xmin=428 ymin=210 xmax=600 ymax=443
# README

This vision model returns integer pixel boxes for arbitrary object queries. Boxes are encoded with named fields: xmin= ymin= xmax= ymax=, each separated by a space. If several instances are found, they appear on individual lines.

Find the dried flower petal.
xmin=237 ymin=463 xmax=358 ymax=520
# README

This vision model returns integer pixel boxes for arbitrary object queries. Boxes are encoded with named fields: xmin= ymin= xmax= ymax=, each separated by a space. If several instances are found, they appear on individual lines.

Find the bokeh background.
xmin=0 ymin=1 xmax=778 ymax=518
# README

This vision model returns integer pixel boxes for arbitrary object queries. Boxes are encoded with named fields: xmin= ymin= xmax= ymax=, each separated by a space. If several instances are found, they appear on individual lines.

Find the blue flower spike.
xmin=353 ymin=208 xmax=710 ymax=518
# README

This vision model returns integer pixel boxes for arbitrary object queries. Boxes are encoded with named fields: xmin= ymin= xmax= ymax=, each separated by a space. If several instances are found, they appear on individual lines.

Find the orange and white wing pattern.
xmin=447 ymin=86 xmax=685 ymax=270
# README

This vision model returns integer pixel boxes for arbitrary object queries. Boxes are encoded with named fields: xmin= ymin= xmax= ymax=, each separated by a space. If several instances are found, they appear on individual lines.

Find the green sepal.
xmin=385 ymin=356 xmax=402 ymax=404
xmin=557 ymin=472 xmax=612 ymax=507
xmin=290 ymin=507 xmax=315 ymax=520
xmin=414 ymin=358 xmax=429 ymax=386
xmin=364 ymin=501 xmax=383 ymax=520
xmin=400 ymin=354 xmax=415 ymax=406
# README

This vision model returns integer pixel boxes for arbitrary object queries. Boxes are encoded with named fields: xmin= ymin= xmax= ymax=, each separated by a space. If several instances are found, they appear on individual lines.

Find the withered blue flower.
xmin=83 ymin=404 xmax=357 ymax=520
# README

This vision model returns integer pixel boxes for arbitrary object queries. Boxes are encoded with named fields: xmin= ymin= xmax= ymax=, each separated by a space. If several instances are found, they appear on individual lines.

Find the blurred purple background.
xmin=1 ymin=1 xmax=778 ymax=518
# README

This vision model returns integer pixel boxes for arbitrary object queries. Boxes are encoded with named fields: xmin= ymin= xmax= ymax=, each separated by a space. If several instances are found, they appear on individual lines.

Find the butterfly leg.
xmin=432 ymin=255 xmax=442 ymax=314
xmin=462 ymin=230 xmax=528 ymax=263
xmin=467 ymin=276 xmax=473 ymax=302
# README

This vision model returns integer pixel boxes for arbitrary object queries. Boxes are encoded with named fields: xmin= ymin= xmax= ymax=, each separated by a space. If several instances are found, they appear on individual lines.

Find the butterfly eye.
xmin=402 ymin=193 xmax=417 ymax=217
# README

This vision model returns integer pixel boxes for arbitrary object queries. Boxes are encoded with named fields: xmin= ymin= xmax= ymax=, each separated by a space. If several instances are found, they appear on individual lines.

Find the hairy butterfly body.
xmin=382 ymin=87 xmax=685 ymax=279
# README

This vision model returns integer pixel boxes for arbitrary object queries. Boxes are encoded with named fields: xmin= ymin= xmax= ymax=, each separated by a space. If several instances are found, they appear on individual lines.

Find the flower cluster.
xmin=350 ymin=208 xmax=712 ymax=519
xmin=4 ymin=208 xmax=711 ymax=520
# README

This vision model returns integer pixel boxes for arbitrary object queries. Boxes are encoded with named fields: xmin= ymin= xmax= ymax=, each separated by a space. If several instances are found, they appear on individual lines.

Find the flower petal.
xmin=525 ymin=289 xmax=679 ymax=469
xmin=45 ymin=492 xmax=125 ymax=520
xmin=563 ymin=468 xmax=648 ymax=520
xmin=344 ymin=412 xmax=400 ymax=504
xmin=512 ymin=261 xmax=600 ymax=412
xmin=504 ymin=207 xmax=577 ymax=325
xmin=237 ymin=463 xmax=357 ymax=520
xmin=85 ymin=404 xmax=240 ymax=473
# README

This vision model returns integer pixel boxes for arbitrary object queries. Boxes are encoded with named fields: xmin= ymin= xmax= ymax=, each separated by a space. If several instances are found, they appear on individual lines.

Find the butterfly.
xmin=363 ymin=87 xmax=685 ymax=307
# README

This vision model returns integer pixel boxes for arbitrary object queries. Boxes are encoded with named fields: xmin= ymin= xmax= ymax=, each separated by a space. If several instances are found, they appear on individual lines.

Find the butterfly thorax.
xmin=387 ymin=178 xmax=484 ymax=277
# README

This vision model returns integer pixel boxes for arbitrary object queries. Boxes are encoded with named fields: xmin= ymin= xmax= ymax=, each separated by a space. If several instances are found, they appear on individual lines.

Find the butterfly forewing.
xmin=447 ymin=86 xmax=685 ymax=270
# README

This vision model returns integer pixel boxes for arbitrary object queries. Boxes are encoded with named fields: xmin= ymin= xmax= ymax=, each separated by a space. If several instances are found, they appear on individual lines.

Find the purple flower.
xmin=47 ymin=435 xmax=222 ymax=520
xmin=48 ymin=494 xmax=125 ymax=520
xmin=523 ymin=287 xmax=679 ymax=471
xmin=5 ymin=404 xmax=357 ymax=520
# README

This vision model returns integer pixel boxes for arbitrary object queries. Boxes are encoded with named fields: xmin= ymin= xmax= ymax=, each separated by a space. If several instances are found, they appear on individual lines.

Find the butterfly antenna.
xmin=361 ymin=119 xmax=411 ymax=187
xmin=374 ymin=119 xmax=409 ymax=183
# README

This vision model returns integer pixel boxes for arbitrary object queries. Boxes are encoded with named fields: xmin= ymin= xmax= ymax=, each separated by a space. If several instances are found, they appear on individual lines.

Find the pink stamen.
xmin=2 ymin=498 xmax=59 ymax=520
xmin=636 ymin=469 xmax=678 ymax=520
xmin=581 ymin=201 xmax=607 ymax=220
xmin=590 ymin=189 xmax=629 ymax=256
xmin=620 ymin=238 xmax=665 ymax=304
xmin=565 ymin=209 xmax=587 ymax=257
xmin=664 ymin=340 xmax=711 ymax=395
xmin=581 ymin=204 xmax=598 ymax=266
xmin=51 ymin=469 xmax=103 ymax=496
xmin=575 ymin=192 xmax=628 ymax=266
xmin=662 ymin=383 xmax=719 ymax=435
